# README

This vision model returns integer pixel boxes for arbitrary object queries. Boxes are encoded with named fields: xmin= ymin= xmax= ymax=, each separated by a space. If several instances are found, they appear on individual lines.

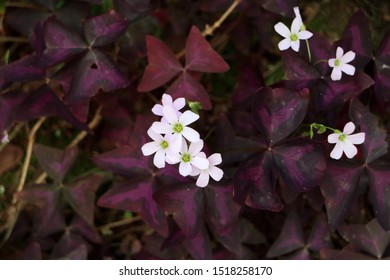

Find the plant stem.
xmin=306 ymin=39 xmax=311 ymax=63
xmin=0 ymin=36 xmax=29 ymax=43
xmin=99 ymin=216 xmax=142 ymax=232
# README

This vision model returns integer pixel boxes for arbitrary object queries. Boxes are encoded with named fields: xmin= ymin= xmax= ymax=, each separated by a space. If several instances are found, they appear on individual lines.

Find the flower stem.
xmin=306 ymin=39 xmax=311 ymax=63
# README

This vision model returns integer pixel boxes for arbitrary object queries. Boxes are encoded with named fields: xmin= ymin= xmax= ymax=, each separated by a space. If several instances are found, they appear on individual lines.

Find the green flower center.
xmin=181 ymin=153 xmax=191 ymax=163
xmin=334 ymin=59 xmax=341 ymax=67
xmin=173 ymin=123 xmax=183 ymax=133
xmin=338 ymin=134 xmax=346 ymax=141
xmin=290 ymin=33 xmax=298 ymax=42
xmin=160 ymin=140 xmax=169 ymax=149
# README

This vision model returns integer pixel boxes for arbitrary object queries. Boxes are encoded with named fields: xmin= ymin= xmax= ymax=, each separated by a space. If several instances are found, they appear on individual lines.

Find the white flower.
xmin=327 ymin=122 xmax=365 ymax=160
xmin=151 ymin=106 xmax=200 ymax=152
xmin=274 ymin=17 xmax=313 ymax=52
xmin=328 ymin=47 xmax=356 ymax=81
xmin=293 ymin=7 xmax=303 ymax=28
xmin=152 ymin=93 xmax=185 ymax=122
xmin=191 ymin=152 xmax=223 ymax=188
xmin=141 ymin=128 xmax=178 ymax=168
xmin=1 ymin=131 xmax=9 ymax=144
xmin=169 ymin=140 xmax=209 ymax=177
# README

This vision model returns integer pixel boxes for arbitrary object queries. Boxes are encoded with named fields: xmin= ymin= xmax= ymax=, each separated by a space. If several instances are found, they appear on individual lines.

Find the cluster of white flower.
xmin=141 ymin=94 xmax=223 ymax=187
xmin=274 ymin=7 xmax=356 ymax=81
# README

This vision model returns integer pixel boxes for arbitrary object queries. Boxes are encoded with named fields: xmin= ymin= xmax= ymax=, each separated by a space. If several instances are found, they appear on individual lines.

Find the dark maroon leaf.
xmin=350 ymin=99 xmax=388 ymax=163
xmin=18 ymin=242 xmax=42 ymax=260
xmin=78 ymin=0 xmax=102 ymax=4
xmin=113 ymin=0 xmax=153 ymax=23
xmin=374 ymin=30 xmax=390 ymax=103
xmin=0 ymin=90 xmax=27 ymax=133
xmin=367 ymin=166 xmax=390 ymax=231
xmin=0 ymin=55 xmax=45 ymax=85
xmin=167 ymin=72 xmax=212 ymax=110
xmin=337 ymin=9 xmax=373 ymax=68
xmin=65 ymin=50 xmax=129 ymax=103
xmin=320 ymin=161 xmax=363 ymax=229
xmin=38 ymin=17 xmax=86 ymax=68
xmin=70 ymin=216 xmax=102 ymax=244
xmin=233 ymin=152 xmax=283 ymax=211
xmin=266 ymin=211 xmax=305 ymax=258
xmin=98 ymin=179 xmax=169 ymax=237
xmin=154 ymin=184 xmax=204 ymax=238
xmin=5 ymin=8 xmax=50 ymax=36
xmin=339 ymin=219 xmax=390 ymax=259
xmin=185 ymin=26 xmax=229 ymax=73
xmin=137 ymin=36 xmax=183 ymax=92
xmin=273 ymin=139 xmax=327 ymax=192
xmin=33 ymin=144 xmax=78 ymax=183
xmin=315 ymin=73 xmax=374 ymax=110
xmin=84 ymin=11 xmax=128 ymax=47
xmin=51 ymin=233 xmax=88 ymax=259
xmin=31 ymin=0 xmax=58 ymax=10
xmin=63 ymin=174 xmax=103 ymax=225
xmin=204 ymin=183 xmax=241 ymax=234
xmin=287 ymin=248 xmax=310 ymax=260
xmin=308 ymin=33 xmax=333 ymax=75
xmin=183 ymin=225 xmax=212 ymax=260
xmin=262 ymin=0 xmax=297 ymax=17
xmin=282 ymin=50 xmax=321 ymax=80
xmin=306 ymin=214 xmax=333 ymax=252
xmin=252 ymin=87 xmax=310 ymax=146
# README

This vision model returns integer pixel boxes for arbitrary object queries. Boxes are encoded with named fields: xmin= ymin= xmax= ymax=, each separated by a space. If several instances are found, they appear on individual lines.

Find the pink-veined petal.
xmin=161 ymin=94 xmax=173 ymax=105
xmin=341 ymin=64 xmax=355 ymax=76
xmin=330 ymin=68 xmax=342 ymax=81
xmin=163 ymin=105 xmax=178 ymax=124
xmin=347 ymin=132 xmax=365 ymax=145
xmin=151 ymin=104 xmax=163 ymax=116
xmin=330 ymin=141 xmax=344 ymax=160
xmin=343 ymin=122 xmax=356 ymax=135
xmin=208 ymin=153 xmax=222 ymax=165
xmin=182 ymin=127 xmax=200 ymax=143
xmin=341 ymin=50 xmax=356 ymax=64
xmin=291 ymin=39 xmax=300 ymax=52
xmin=328 ymin=58 xmax=336 ymax=67
xmin=278 ymin=38 xmax=291 ymax=51
xmin=327 ymin=133 xmax=340 ymax=144
xmin=141 ymin=141 xmax=160 ymax=156
xmin=147 ymin=127 xmax=163 ymax=141
xmin=189 ymin=140 xmax=204 ymax=156
xmin=343 ymin=140 xmax=358 ymax=159
xmin=153 ymin=149 xmax=166 ymax=168
xmin=208 ymin=166 xmax=223 ymax=181
xmin=151 ymin=121 xmax=172 ymax=134
xmin=179 ymin=162 xmax=192 ymax=176
xmin=274 ymin=22 xmax=291 ymax=38
xmin=196 ymin=172 xmax=210 ymax=188
xmin=298 ymin=30 xmax=313 ymax=40
xmin=173 ymin=97 xmax=185 ymax=111
xmin=192 ymin=156 xmax=209 ymax=170
xmin=336 ymin=47 xmax=344 ymax=59
xmin=179 ymin=110 xmax=199 ymax=125
xmin=291 ymin=17 xmax=301 ymax=34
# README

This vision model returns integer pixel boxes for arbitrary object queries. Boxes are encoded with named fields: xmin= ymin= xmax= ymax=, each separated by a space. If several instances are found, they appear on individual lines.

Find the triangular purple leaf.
xmin=183 ymin=225 xmax=212 ymax=260
xmin=113 ymin=0 xmax=153 ymax=23
xmin=0 ymin=55 xmax=45 ymax=86
xmin=306 ymin=214 xmax=333 ymax=252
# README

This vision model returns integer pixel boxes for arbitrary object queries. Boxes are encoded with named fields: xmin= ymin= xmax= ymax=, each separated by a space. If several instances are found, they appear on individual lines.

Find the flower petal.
xmin=179 ymin=110 xmax=199 ymax=126
xmin=274 ymin=22 xmax=290 ymax=38
xmin=347 ymin=132 xmax=365 ymax=145
xmin=147 ymin=127 xmax=163 ymax=141
xmin=298 ymin=30 xmax=313 ymax=40
xmin=291 ymin=17 xmax=301 ymax=34
xmin=151 ymin=121 xmax=172 ymax=134
xmin=190 ymin=166 xmax=201 ymax=177
xmin=141 ymin=141 xmax=160 ymax=156
xmin=173 ymin=97 xmax=185 ymax=111
xmin=278 ymin=38 xmax=291 ymax=51
xmin=196 ymin=172 xmax=210 ymax=188
xmin=208 ymin=166 xmax=223 ymax=182
xmin=161 ymin=94 xmax=173 ymax=105
xmin=336 ymin=47 xmax=344 ymax=59
xmin=151 ymin=104 xmax=163 ymax=116
xmin=330 ymin=141 xmax=344 ymax=160
xmin=182 ymin=127 xmax=200 ymax=143
xmin=179 ymin=162 xmax=192 ymax=176
xmin=208 ymin=153 xmax=222 ymax=165
xmin=170 ymin=133 xmax=182 ymax=153
xmin=343 ymin=122 xmax=356 ymax=135
xmin=189 ymin=140 xmax=204 ymax=156
xmin=192 ymin=156 xmax=209 ymax=170
xmin=327 ymin=133 xmax=340 ymax=144
xmin=341 ymin=50 xmax=356 ymax=64
xmin=328 ymin=58 xmax=336 ymax=67
xmin=166 ymin=151 xmax=180 ymax=164
xmin=163 ymin=105 xmax=178 ymax=124
xmin=293 ymin=7 xmax=302 ymax=22
xmin=153 ymin=149 xmax=166 ymax=168
xmin=330 ymin=68 xmax=342 ymax=81
xmin=343 ymin=140 xmax=358 ymax=159
xmin=341 ymin=64 xmax=355 ymax=76
xmin=291 ymin=39 xmax=300 ymax=52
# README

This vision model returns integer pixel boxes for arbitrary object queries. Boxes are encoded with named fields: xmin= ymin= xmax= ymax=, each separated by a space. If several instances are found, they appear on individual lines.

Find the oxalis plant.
xmin=0 ymin=0 xmax=390 ymax=260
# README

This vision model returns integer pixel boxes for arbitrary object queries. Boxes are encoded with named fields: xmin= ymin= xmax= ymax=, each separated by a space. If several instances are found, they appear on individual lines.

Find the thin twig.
xmin=176 ymin=0 xmax=242 ymax=59
xmin=99 ymin=216 xmax=142 ymax=232
xmin=15 ymin=118 xmax=45 ymax=196
xmin=0 ymin=36 xmax=29 ymax=43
